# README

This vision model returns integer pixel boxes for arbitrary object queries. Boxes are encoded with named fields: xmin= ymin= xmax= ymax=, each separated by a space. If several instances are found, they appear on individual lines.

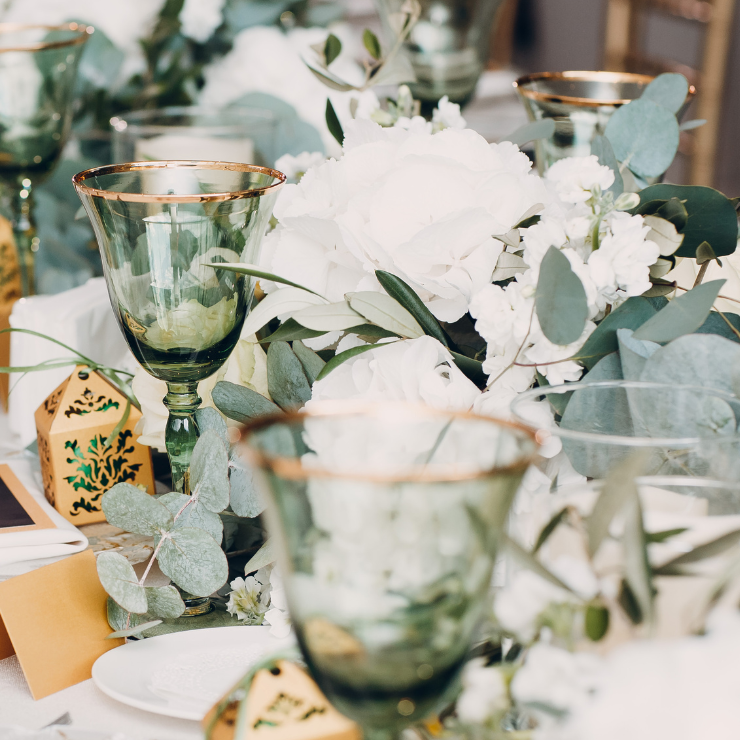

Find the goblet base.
xmin=180 ymin=595 xmax=213 ymax=617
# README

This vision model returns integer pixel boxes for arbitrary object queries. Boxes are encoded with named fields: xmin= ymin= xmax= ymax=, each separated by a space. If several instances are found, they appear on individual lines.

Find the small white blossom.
xmin=179 ymin=0 xmax=225 ymax=42
xmin=432 ymin=96 xmax=467 ymax=132
xmin=546 ymin=156 xmax=615 ymax=204
xmin=456 ymin=658 xmax=510 ymax=725
xmin=275 ymin=151 xmax=326 ymax=182
xmin=226 ymin=575 xmax=269 ymax=624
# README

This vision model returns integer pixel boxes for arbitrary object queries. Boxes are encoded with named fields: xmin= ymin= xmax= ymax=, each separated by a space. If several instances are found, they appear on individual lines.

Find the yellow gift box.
xmin=34 ymin=365 xmax=155 ymax=525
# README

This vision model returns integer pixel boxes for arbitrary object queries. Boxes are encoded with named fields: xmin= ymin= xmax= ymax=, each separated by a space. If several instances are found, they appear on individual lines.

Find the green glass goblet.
xmin=73 ymin=161 xmax=285 ymax=493
xmin=0 ymin=22 xmax=92 ymax=296
xmin=241 ymin=402 xmax=538 ymax=740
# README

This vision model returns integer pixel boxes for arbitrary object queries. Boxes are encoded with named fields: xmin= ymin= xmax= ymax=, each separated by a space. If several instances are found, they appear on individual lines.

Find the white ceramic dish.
xmin=92 ymin=626 xmax=290 ymax=721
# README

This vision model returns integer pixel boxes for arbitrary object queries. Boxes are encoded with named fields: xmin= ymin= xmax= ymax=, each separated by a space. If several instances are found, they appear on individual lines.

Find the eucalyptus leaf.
xmin=102 ymin=483 xmax=173 ymax=536
xmin=190 ymin=430 xmax=230 ymax=513
xmin=375 ymin=270 xmax=450 ymax=347
xmin=590 ymin=135 xmax=623 ymax=196
xmin=605 ymin=99 xmax=679 ymax=178
xmin=145 ymin=585 xmax=186 ymax=619
xmin=633 ymin=280 xmax=725 ymax=343
xmin=241 ymin=287 xmax=326 ymax=338
xmin=159 ymin=492 xmax=224 ymax=544
xmin=640 ymin=73 xmax=689 ymax=114
xmin=500 ymin=119 xmax=556 ymax=147
xmin=634 ymin=184 xmax=738 ymax=258
xmin=617 ymin=328 xmax=660 ymax=380
xmin=292 ymin=301 xmax=365 ymax=331
xmin=315 ymin=343 xmax=378 ymax=381
xmin=106 ymin=620 xmax=163 ymax=639
xmin=292 ymin=341 xmax=326 ymax=384
xmin=245 ymin=538 xmax=277 ymax=574
xmin=696 ymin=311 xmax=740 ymax=343
xmin=348 ymin=292 xmax=424 ymax=339
xmin=158 ymin=527 xmax=229 ymax=597
xmin=212 ymin=381 xmax=281 ymax=422
xmin=260 ymin=318 xmax=325 ymax=343
xmin=576 ymin=297 xmax=657 ymax=370
xmin=586 ymin=450 xmax=649 ymax=557
xmin=107 ymin=597 xmax=145 ymax=632
xmin=535 ymin=246 xmax=588 ymax=345
xmin=195 ymin=407 xmax=229 ymax=449
xmin=679 ymin=119 xmax=707 ymax=131
xmin=267 ymin=341 xmax=312 ymax=410
xmin=97 ymin=551 xmax=147 ymax=614
xmin=229 ymin=457 xmax=265 ymax=518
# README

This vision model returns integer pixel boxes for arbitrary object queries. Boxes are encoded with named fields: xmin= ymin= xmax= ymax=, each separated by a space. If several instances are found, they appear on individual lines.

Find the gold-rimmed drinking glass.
xmin=0 ymin=22 xmax=92 ymax=295
xmin=513 ymin=71 xmax=691 ymax=173
xmin=241 ymin=402 xmax=539 ymax=740
xmin=73 ymin=160 xmax=285 ymax=493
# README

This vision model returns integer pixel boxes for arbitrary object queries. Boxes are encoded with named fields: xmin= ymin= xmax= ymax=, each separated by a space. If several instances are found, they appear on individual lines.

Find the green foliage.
xmin=585 ymin=602 xmax=610 ymax=641
xmin=316 ymin=344 xmax=377 ymax=381
xmin=190 ymin=431 xmax=230 ymax=512
xmin=159 ymin=491 xmax=224 ymax=544
xmin=640 ymin=73 xmax=689 ymax=114
xmin=259 ymin=318 xmax=325 ymax=343
xmin=96 ymin=551 xmax=147 ymax=614
xmin=532 ymin=507 xmax=569 ymax=554
xmin=244 ymin=538 xmax=277 ymax=574
xmin=605 ymin=99 xmax=679 ymax=179
xmin=633 ymin=280 xmax=725 ymax=343
xmin=590 ymin=135 xmax=623 ymax=196
xmin=348 ymin=291 xmax=424 ymax=339
xmin=324 ymin=34 xmax=342 ymax=66
xmin=501 ymin=119 xmax=556 ymax=147
xmin=229 ymin=452 xmax=264 ymax=518
xmin=634 ymin=184 xmax=739 ymax=259
xmin=102 ymin=483 xmax=174 ymax=536
xmin=212 ymin=380 xmax=281 ymax=422
xmin=536 ymin=247 xmax=588 ymax=345
xmin=145 ymin=585 xmax=186 ymax=619
xmin=214 ymin=263 xmax=323 ymax=297
xmin=326 ymin=98 xmax=344 ymax=146
xmin=195 ymin=407 xmax=229 ymax=449
xmin=292 ymin=341 xmax=326 ymax=384
xmin=363 ymin=29 xmax=382 ymax=60
xmin=266 ymin=341 xmax=312 ymax=410
xmin=158 ymin=527 xmax=229 ymax=597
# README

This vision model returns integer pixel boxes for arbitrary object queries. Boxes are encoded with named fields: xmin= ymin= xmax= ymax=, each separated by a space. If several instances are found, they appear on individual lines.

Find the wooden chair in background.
xmin=603 ymin=0 xmax=737 ymax=186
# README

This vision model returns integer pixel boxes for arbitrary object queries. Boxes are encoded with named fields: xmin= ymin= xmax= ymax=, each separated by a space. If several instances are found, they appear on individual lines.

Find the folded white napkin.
xmin=0 ymin=458 xmax=87 ymax=569
xmin=8 ymin=278 xmax=137 ymax=448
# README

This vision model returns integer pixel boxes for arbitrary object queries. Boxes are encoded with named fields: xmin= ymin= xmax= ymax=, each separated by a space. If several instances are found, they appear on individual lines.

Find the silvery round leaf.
xmin=195 ymin=407 xmax=229 ymax=448
xmin=157 ymin=527 xmax=228 ymax=597
xmin=97 ymin=551 xmax=147 ymax=614
xmin=145 ymin=585 xmax=186 ymax=619
xmin=102 ymin=483 xmax=173 ymax=536
xmin=190 ymin=431 xmax=230 ymax=513
xmin=159 ymin=491 xmax=224 ymax=544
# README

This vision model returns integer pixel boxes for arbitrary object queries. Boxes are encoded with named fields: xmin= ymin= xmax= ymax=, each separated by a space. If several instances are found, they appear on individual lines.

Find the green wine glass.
xmin=0 ymin=22 xmax=92 ymax=296
xmin=73 ymin=160 xmax=285 ymax=493
xmin=241 ymin=402 xmax=538 ymax=740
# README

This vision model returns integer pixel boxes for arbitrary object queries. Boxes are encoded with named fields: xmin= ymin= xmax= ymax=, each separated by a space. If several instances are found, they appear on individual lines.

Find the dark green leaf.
xmin=646 ymin=527 xmax=688 ymax=544
xmin=315 ymin=344 xmax=377 ymax=381
xmin=623 ymin=488 xmax=654 ymax=626
xmin=363 ymin=28 xmax=382 ymax=59
xmin=533 ymin=507 xmax=569 ymax=554
xmin=375 ymin=269 xmax=450 ymax=348
xmin=634 ymin=184 xmax=739 ymax=258
xmin=325 ymin=98 xmax=344 ymax=147
xmin=450 ymin=352 xmax=486 ymax=388
xmin=502 ymin=534 xmax=575 ymax=594
xmin=354 ymin=324 xmax=400 ymax=339
xmin=633 ymin=280 xmax=725 ymax=343
xmin=212 ymin=381 xmax=281 ymax=423
xmin=292 ymin=340 xmax=326 ymax=384
xmin=515 ymin=215 xmax=541 ymax=229
xmin=695 ymin=241 xmax=718 ymax=265
xmin=259 ymin=318 xmax=325 ymax=344
xmin=654 ymin=528 xmax=740 ymax=575
xmin=324 ymin=33 xmax=342 ymax=66
xmin=577 ymin=297 xmax=657 ymax=370
xmin=215 ymin=263 xmax=323 ymax=297
xmin=536 ymin=247 xmax=588 ymax=345
xmin=696 ymin=311 xmax=740 ymax=343
xmin=618 ymin=579 xmax=643 ymax=624
xmin=585 ymin=602 xmax=610 ymax=641
xmin=267 ymin=341 xmax=312 ymax=410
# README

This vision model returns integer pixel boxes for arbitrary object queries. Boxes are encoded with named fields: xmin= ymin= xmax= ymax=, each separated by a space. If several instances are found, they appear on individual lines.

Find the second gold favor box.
xmin=35 ymin=366 xmax=155 ymax=525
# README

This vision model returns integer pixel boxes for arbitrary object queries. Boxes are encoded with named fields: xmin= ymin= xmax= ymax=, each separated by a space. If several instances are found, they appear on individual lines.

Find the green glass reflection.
xmin=74 ymin=161 xmax=284 ymax=492
xmin=0 ymin=23 xmax=92 ymax=295
xmin=243 ymin=404 xmax=538 ymax=740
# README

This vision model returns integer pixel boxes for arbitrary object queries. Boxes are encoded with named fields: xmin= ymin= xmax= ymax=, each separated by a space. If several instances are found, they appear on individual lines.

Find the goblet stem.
xmin=163 ymin=381 xmax=201 ymax=494
xmin=8 ymin=179 xmax=38 ymax=297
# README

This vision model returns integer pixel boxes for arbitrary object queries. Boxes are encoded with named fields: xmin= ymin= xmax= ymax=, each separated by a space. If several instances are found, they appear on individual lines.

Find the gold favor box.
xmin=204 ymin=661 xmax=360 ymax=740
xmin=35 ymin=366 xmax=155 ymax=525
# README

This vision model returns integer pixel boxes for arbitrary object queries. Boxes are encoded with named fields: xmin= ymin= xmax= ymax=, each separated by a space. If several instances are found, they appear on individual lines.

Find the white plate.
xmin=92 ymin=626 xmax=291 ymax=721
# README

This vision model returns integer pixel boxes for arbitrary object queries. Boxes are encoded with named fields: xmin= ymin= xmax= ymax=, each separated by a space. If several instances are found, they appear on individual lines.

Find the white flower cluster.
xmin=261 ymin=120 xmax=548 ymax=327
xmin=226 ymin=564 xmax=291 ymax=638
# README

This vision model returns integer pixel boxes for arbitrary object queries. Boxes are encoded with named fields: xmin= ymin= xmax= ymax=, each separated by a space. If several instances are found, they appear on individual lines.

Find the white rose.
xmin=546 ymin=155 xmax=615 ymax=204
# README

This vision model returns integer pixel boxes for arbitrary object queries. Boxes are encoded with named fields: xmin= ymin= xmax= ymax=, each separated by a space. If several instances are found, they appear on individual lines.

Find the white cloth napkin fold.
xmin=8 ymin=278 xmax=137 ymax=448
xmin=0 ymin=459 xmax=87 ymax=569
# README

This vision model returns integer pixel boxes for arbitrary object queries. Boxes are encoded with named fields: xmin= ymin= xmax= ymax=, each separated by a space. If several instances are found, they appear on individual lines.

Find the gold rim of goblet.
xmin=514 ymin=70 xmax=695 ymax=107
xmin=238 ymin=400 xmax=541 ymax=483
xmin=0 ymin=22 xmax=93 ymax=53
xmin=72 ymin=160 xmax=287 ymax=203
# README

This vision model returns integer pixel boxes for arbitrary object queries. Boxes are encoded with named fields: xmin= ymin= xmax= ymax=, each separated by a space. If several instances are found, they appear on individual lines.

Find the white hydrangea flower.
xmin=179 ymin=0 xmax=225 ymax=43
xmin=546 ymin=155 xmax=615 ymax=204
xmin=456 ymin=658 xmax=510 ymax=725
xmin=275 ymin=151 xmax=326 ymax=182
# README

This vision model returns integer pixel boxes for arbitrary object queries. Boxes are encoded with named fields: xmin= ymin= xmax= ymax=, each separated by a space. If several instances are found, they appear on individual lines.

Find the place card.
xmin=0 ymin=463 xmax=56 ymax=533
xmin=0 ymin=549 xmax=122 ymax=699
xmin=204 ymin=660 xmax=360 ymax=740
